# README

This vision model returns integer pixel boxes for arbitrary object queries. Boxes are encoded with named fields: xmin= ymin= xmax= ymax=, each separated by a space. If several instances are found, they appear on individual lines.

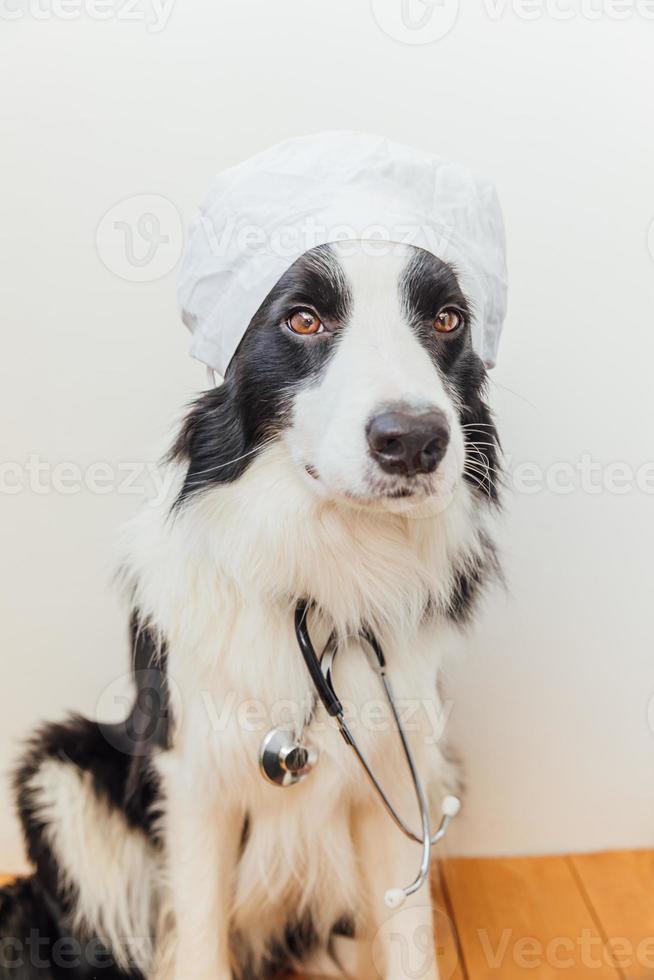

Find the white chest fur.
xmin=123 ymin=446 xmax=481 ymax=962
xmin=160 ymin=598 xmax=452 ymax=951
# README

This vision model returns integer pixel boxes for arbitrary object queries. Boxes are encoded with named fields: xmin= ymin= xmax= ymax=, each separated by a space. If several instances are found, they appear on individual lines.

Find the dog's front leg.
xmin=353 ymin=802 xmax=439 ymax=980
xmin=163 ymin=766 xmax=242 ymax=980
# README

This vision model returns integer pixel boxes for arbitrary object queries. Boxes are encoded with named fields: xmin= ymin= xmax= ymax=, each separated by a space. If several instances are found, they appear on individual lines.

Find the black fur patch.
xmin=172 ymin=245 xmax=351 ymax=503
xmin=0 ymin=874 xmax=142 ymax=979
xmin=255 ymin=915 xmax=319 ymax=979
xmin=0 ymin=876 xmax=60 ymax=979
xmin=445 ymin=534 xmax=502 ymax=625
xmin=6 ymin=613 xmax=166 ymax=979
xmin=401 ymin=248 xmax=502 ymax=505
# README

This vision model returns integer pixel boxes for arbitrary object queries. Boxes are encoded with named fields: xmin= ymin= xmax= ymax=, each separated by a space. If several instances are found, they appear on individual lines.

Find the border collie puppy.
xmin=3 ymin=241 xmax=500 ymax=980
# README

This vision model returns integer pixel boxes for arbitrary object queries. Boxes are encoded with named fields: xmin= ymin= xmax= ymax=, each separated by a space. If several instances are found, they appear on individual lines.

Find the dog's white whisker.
xmin=182 ymin=439 xmax=278 ymax=482
xmin=463 ymin=465 xmax=497 ymax=499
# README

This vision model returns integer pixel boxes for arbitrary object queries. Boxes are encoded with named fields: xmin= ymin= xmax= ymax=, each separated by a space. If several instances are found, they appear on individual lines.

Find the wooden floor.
xmin=436 ymin=852 xmax=654 ymax=979
xmin=3 ymin=851 xmax=654 ymax=978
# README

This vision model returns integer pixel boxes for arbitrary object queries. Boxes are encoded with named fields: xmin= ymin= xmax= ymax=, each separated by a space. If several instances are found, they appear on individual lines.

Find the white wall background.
xmin=1 ymin=0 xmax=654 ymax=872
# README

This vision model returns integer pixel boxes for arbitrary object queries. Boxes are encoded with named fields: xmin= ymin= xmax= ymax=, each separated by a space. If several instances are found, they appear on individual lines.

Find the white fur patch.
xmin=27 ymin=759 xmax=162 ymax=973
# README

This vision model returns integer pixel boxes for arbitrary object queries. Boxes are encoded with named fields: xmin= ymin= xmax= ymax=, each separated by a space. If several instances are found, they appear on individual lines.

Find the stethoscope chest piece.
xmin=259 ymin=728 xmax=318 ymax=787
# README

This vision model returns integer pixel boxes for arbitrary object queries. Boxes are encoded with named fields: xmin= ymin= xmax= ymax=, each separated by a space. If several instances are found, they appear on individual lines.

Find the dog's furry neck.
xmin=123 ymin=442 xmax=493 ymax=649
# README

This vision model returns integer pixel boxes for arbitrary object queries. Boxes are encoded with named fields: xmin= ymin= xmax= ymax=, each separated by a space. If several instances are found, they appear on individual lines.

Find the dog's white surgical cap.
xmin=178 ymin=131 xmax=508 ymax=376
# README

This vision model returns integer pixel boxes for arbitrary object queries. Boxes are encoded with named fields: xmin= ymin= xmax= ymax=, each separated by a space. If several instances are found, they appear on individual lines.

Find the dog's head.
xmin=173 ymin=242 xmax=499 ymax=513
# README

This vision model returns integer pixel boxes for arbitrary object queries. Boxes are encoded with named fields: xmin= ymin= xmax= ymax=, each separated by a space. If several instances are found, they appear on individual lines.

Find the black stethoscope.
xmin=259 ymin=601 xmax=460 ymax=909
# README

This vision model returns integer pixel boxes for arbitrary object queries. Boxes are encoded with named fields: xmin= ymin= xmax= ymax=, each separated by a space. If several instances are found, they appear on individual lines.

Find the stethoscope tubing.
xmin=295 ymin=601 xmax=452 ymax=905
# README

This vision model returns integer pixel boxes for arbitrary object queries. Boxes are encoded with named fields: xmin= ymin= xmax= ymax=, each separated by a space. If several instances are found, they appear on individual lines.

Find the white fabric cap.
xmin=178 ymin=131 xmax=508 ymax=375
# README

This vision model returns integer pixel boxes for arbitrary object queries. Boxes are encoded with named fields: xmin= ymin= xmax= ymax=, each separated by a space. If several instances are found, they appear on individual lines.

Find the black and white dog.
xmin=2 ymin=241 xmax=500 ymax=980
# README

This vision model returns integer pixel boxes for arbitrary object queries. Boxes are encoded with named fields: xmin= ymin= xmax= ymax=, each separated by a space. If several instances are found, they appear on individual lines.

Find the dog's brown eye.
xmin=287 ymin=310 xmax=323 ymax=335
xmin=434 ymin=309 xmax=463 ymax=334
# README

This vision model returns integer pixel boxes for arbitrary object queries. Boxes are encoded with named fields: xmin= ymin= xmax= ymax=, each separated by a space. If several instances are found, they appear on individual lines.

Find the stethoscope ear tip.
xmin=442 ymin=795 xmax=462 ymax=819
xmin=384 ymin=888 xmax=407 ymax=910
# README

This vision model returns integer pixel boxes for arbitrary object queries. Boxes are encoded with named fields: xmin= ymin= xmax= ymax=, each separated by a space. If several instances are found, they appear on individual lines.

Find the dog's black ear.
xmin=171 ymin=379 xmax=248 ymax=503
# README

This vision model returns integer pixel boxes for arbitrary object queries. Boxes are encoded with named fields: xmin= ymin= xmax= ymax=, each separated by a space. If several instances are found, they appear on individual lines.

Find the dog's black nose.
xmin=367 ymin=409 xmax=450 ymax=477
